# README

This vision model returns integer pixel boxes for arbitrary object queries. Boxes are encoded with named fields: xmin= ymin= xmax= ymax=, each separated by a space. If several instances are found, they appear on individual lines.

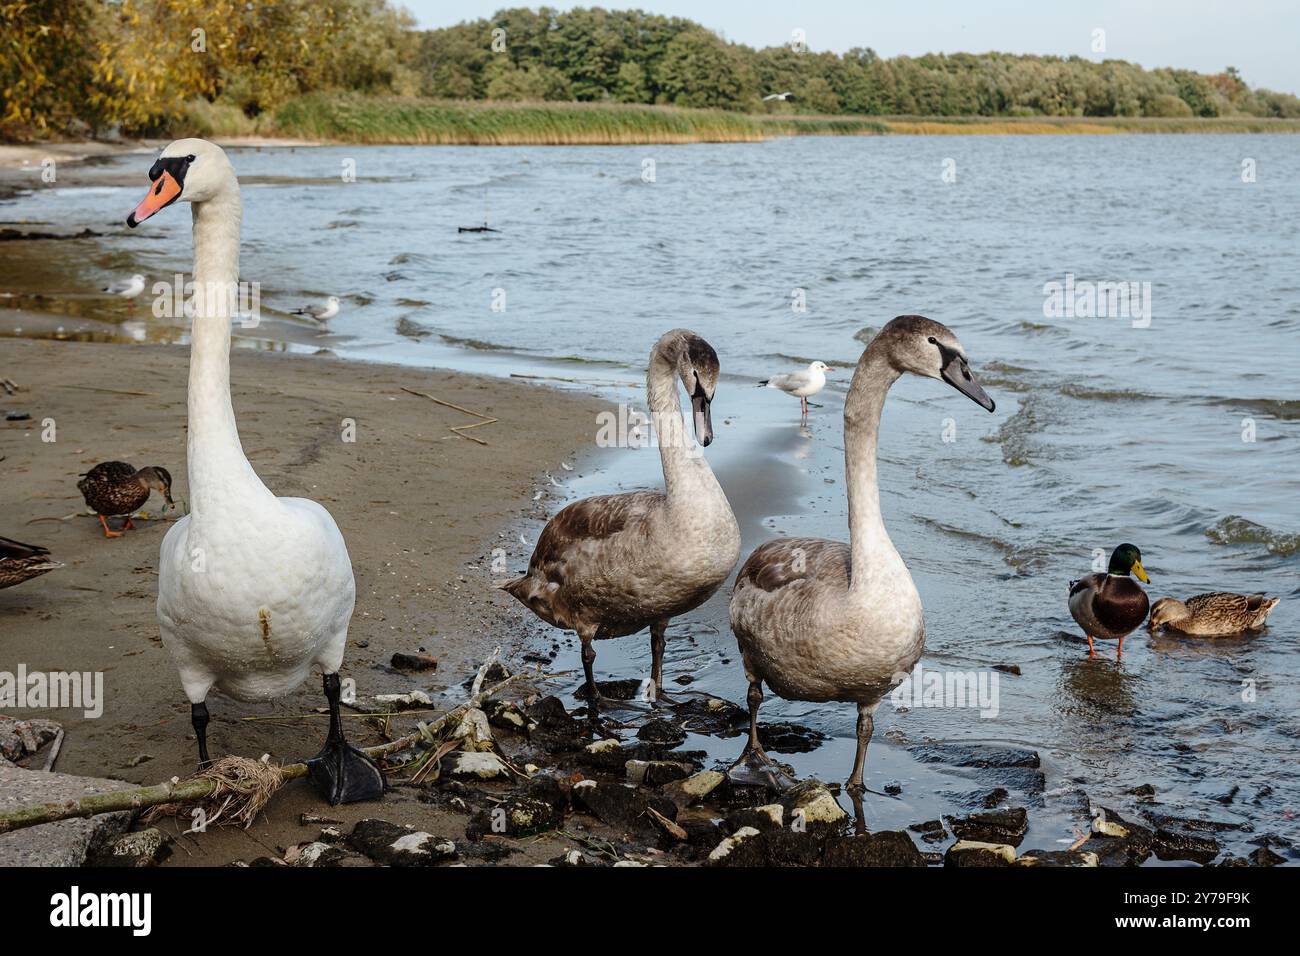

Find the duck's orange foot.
xmin=98 ymin=515 xmax=124 ymax=538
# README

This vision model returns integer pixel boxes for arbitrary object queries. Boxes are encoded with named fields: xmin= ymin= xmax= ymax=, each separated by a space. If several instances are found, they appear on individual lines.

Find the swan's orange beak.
xmin=127 ymin=171 xmax=182 ymax=227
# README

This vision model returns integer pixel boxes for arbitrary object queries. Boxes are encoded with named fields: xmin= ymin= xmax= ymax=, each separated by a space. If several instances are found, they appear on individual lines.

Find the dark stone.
xmin=1128 ymin=783 xmax=1156 ymax=798
xmin=466 ymin=797 xmax=562 ymax=840
xmin=1248 ymin=846 xmax=1286 ymax=867
xmin=457 ymin=840 xmax=519 ymax=863
xmin=713 ymin=830 xmax=823 ymax=867
xmin=950 ymin=808 xmax=1028 ymax=847
xmin=1145 ymin=810 xmax=1249 ymax=834
xmin=679 ymin=817 xmax=725 ymax=849
xmin=883 ymin=780 xmax=903 ymax=796
xmin=911 ymin=743 xmax=1041 ymax=769
xmin=636 ymin=718 xmax=687 ymax=748
xmin=993 ymin=663 xmax=1021 ymax=675
xmin=594 ymin=678 xmax=643 ymax=701
xmin=390 ymin=652 xmax=438 ymax=671
xmin=945 ymin=843 xmax=1013 ymax=867
xmin=461 ymin=661 xmax=510 ymax=690
xmin=571 ymin=782 xmax=677 ymax=833
xmin=725 ymin=805 xmax=785 ymax=834
xmin=981 ymin=787 xmax=1010 ymax=809
xmin=346 ymin=819 xmax=457 ymax=866
xmin=757 ymin=721 xmax=828 ymax=754
xmin=578 ymin=740 xmax=652 ymax=773
xmin=627 ymin=759 xmax=693 ymax=787
xmin=1016 ymin=849 xmax=1097 ymax=867
xmin=1152 ymin=828 xmax=1220 ymax=865
xmin=908 ymin=819 xmax=948 ymax=843
xmin=823 ymin=831 xmax=925 ymax=867
xmin=526 ymin=695 xmax=579 ymax=731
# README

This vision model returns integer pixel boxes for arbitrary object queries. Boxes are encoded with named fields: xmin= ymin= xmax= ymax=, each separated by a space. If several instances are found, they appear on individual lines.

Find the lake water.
xmin=3 ymin=134 xmax=1297 ymax=859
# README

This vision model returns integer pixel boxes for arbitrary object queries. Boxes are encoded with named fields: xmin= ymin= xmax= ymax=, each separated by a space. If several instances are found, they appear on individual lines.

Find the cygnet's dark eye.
xmin=928 ymin=336 xmax=937 ymax=344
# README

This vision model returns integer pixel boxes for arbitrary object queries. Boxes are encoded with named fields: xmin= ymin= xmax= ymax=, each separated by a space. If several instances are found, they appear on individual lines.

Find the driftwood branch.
xmin=399 ymin=387 xmax=499 ymax=445
xmin=0 ymin=670 xmax=533 ymax=836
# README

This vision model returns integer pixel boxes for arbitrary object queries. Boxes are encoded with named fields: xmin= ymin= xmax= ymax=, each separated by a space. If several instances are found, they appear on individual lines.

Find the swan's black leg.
xmin=727 ymin=677 xmax=796 ymax=790
xmin=191 ymin=701 xmax=211 ymax=769
xmin=649 ymin=618 xmax=673 ymax=703
xmin=307 ymin=672 xmax=384 ymax=805
xmin=846 ymin=703 xmax=875 ymax=795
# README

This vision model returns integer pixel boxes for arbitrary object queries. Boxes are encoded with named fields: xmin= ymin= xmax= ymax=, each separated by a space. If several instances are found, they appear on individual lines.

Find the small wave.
xmin=1060 ymin=383 xmax=1157 ymax=402
xmin=438 ymin=332 xmax=511 ymax=351
xmin=1206 ymin=516 xmax=1300 ymax=556
xmin=983 ymin=393 xmax=1052 ymax=467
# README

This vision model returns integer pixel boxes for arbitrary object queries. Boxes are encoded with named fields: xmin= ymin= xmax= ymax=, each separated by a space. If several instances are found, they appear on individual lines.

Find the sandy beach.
xmin=1 ymin=338 xmax=610 ymax=864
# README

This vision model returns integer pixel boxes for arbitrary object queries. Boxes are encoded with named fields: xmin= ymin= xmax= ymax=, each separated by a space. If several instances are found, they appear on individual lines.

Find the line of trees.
xmin=4 ymin=2 xmax=1299 ymax=140
xmin=417 ymin=7 xmax=1300 ymax=119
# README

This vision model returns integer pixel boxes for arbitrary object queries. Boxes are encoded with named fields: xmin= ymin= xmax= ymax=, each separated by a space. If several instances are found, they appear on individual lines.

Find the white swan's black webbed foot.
xmin=307 ymin=672 xmax=384 ymax=805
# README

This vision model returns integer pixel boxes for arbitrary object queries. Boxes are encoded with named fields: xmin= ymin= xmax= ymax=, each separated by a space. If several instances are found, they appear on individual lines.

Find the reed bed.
xmin=272 ymin=95 xmax=770 ymax=144
xmin=179 ymin=95 xmax=1300 ymax=145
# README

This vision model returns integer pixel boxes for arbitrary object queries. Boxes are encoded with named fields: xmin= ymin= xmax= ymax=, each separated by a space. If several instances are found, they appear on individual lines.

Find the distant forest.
xmin=5 ymin=2 xmax=1299 ymax=140
xmin=420 ymin=7 xmax=1300 ymax=118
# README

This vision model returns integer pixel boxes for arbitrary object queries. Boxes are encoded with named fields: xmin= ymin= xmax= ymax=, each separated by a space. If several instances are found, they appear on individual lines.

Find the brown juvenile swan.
xmin=503 ymin=329 xmax=740 ymax=717
xmin=729 ymin=315 xmax=995 ymax=794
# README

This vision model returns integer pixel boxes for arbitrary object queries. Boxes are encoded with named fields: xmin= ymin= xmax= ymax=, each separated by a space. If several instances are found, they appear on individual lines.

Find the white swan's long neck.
xmin=186 ymin=187 xmax=269 ymax=516
xmin=647 ymin=347 xmax=715 ymax=504
xmin=843 ymin=341 xmax=903 ymax=592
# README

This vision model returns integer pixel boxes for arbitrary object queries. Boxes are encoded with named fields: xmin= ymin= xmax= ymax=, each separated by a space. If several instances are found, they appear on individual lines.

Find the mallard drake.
xmin=503 ymin=329 xmax=740 ymax=720
xmin=729 ymin=316 xmax=995 ymax=795
xmin=77 ymin=461 xmax=174 ymax=537
xmin=1068 ymin=543 xmax=1150 ymax=659
xmin=0 ymin=536 xmax=61 ymax=589
xmin=1149 ymin=592 xmax=1279 ymax=636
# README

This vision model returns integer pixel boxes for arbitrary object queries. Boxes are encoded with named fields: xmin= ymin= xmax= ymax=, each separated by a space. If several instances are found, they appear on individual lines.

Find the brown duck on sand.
xmin=0 ymin=535 xmax=61 ymax=589
xmin=77 ymin=461 xmax=174 ymax=538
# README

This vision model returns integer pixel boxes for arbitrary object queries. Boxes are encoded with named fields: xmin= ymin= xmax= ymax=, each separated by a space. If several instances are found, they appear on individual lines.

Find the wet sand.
xmin=0 ymin=338 xmax=608 ymax=864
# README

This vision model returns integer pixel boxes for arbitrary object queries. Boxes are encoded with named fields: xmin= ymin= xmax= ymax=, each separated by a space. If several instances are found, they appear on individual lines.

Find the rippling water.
xmin=3 ymin=134 xmax=1297 ymax=858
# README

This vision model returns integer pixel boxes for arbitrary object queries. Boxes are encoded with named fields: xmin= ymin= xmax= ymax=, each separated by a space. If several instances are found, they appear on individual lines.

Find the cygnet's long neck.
xmin=647 ymin=343 xmax=716 ymax=504
xmin=843 ymin=339 xmax=904 ymax=592
xmin=186 ymin=186 xmax=270 ymax=516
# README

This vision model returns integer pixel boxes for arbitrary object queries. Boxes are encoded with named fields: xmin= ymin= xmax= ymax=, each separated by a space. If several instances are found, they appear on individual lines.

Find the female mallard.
xmin=77 ymin=461 xmax=173 ymax=537
xmin=0 ymin=536 xmax=61 ymax=589
xmin=1068 ymin=543 xmax=1150 ymax=659
xmin=1149 ymin=592 xmax=1279 ymax=636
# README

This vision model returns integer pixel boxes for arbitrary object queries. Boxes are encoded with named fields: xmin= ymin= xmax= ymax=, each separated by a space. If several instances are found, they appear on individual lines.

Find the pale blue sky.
xmin=403 ymin=0 xmax=1300 ymax=95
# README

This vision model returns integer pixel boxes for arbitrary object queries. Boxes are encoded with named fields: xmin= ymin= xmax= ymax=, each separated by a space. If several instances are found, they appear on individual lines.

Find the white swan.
xmin=127 ymin=139 xmax=382 ymax=804
xmin=760 ymin=360 xmax=831 ymax=422
xmin=503 ymin=330 xmax=740 ymax=714
xmin=728 ymin=316 xmax=995 ymax=794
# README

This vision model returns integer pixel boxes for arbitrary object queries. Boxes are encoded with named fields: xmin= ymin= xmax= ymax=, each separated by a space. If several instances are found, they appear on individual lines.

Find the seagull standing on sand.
xmin=291 ymin=295 xmax=340 ymax=325
xmin=759 ymin=360 xmax=831 ymax=422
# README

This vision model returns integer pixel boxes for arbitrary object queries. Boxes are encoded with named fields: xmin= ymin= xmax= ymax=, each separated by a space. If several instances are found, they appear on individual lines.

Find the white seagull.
xmin=760 ymin=360 xmax=831 ymax=422
xmin=763 ymin=92 xmax=796 ymax=102
xmin=291 ymin=295 xmax=340 ymax=324
xmin=103 ymin=274 xmax=145 ymax=299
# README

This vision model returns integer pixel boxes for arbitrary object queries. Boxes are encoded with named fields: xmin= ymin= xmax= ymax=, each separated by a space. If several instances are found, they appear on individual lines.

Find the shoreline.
xmin=3 ymin=111 xmax=1297 ymax=177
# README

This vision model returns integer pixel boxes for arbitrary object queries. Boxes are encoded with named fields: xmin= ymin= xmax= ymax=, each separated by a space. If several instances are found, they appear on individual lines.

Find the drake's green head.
xmin=1109 ymin=543 xmax=1149 ymax=583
